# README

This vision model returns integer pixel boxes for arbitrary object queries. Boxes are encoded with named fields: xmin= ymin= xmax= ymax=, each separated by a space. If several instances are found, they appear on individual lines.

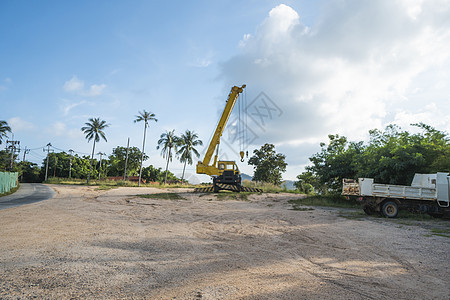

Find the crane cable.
xmin=238 ymin=87 xmax=248 ymax=162
xmin=238 ymin=90 xmax=242 ymax=155
xmin=244 ymin=87 xmax=248 ymax=158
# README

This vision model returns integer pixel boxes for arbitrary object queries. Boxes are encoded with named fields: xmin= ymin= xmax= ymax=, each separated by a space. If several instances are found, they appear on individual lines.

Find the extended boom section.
xmin=195 ymin=85 xmax=262 ymax=193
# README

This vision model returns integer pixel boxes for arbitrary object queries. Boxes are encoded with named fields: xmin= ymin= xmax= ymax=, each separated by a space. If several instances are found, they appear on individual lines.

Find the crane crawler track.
xmin=194 ymin=184 xmax=262 ymax=193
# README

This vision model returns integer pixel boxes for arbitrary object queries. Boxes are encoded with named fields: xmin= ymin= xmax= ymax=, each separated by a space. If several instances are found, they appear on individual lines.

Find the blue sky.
xmin=1 ymin=0 xmax=450 ymax=182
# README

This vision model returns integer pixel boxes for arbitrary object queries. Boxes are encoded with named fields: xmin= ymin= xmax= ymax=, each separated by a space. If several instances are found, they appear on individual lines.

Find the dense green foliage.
xmin=248 ymin=143 xmax=287 ymax=186
xmin=141 ymin=165 xmax=178 ymax=183
xmin=18 ymin=161 xmax=41 ymax=182
xmin=297 ymin=123 xmax=450 ymax=194
xmin=0 ymin=150 xmax=15 ymax=171
xmin=12 ymin=147 xmax=179 ymax=184
xmin=107 ymin=146 xmax=147 ymax=177
xmin=40 ymin=152 xmax=96 ymax=180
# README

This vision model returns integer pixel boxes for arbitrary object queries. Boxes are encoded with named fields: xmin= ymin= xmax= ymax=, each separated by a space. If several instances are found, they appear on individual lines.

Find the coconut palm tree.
xmin=134 ymin=110 xmax=157 ymax=186
xmin=157 ymin=130 xmax=179 ymax=185
xmin=81 ymin=117 xmax=109 ymax=184
xmin=0 ymin=120 xmax=12 ymax=144
xmin=177 ymin=130 xmax=202 ymax=184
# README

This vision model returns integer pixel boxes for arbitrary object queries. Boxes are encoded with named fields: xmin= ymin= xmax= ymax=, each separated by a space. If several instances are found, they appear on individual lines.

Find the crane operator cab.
xmin=215 ymin=160 xmax=241 ymax=184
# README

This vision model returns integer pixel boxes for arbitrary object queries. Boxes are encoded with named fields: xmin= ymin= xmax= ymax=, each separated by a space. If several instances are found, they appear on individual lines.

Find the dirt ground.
xmin=0 ymin=185 xmax=448 ymax=299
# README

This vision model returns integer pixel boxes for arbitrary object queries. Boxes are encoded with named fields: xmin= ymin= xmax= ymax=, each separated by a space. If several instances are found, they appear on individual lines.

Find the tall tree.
xmin=0 ymin=150 xmax=16 ymax=171
xmin=248 ymin=143 xmax=287 ymax=186
xmin=176 ymin=130 xmax=202 ymax=183
xmin=134 ymin=110 xmax=158 ymax=186
xmin=107 ymin=146 xmax=148 ymax=177
xmin=18 ymin=161 xmax=41 ymax=183
xmin=301 ymin=123 xmax=450 ymax=194
xmin=157 ymin=130 xmax=179 ymax=185
xmin=306 ymin=134 xmax=363 ymax=192
xmin=0 ymin=120 xmax=12 ymax=145
xmin=81 ymin=117 xmax=109 ymax=184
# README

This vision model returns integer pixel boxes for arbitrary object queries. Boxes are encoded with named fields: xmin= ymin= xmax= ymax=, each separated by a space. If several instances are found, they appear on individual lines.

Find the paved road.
xmin=0 ymin=183 xmax=55 ymax=210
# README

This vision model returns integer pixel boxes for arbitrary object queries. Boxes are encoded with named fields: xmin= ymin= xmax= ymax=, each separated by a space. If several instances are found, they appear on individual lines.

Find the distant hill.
xmin=242 ymin=174 xmax=297 ymax=190
xmin=241 ymin=173 xmax=253 ymax=181
xmin=281 ymin=180 xmax=296 ymax=190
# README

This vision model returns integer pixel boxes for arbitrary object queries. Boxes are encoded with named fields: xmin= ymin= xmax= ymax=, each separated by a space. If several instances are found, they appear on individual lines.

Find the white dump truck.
xmin=342 ymin=172 xmax=450 ymax=218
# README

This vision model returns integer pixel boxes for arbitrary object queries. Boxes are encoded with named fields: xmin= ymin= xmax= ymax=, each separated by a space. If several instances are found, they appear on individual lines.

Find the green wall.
xmin=0 ymin=172 xmax=18 ymax=194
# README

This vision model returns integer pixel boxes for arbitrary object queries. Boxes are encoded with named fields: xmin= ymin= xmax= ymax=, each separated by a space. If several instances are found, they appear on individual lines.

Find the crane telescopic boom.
xmin=196 ymin=85 xmax=258 ymax=193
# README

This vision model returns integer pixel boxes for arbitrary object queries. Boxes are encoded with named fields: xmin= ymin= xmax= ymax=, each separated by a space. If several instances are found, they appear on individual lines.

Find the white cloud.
xmin=49 ymin=121 xmax=66 ymax=136
xmin=60 ymin=99 xmax=87 ymax=116
xmin=219 ymin=1 xmax=450 ymax=178
xmin=63 ymin=76 xmax=106 ymax=96
xmin=393 ymin=103 xmax=450 ymax=132
xmin=86 ymin=84 xmax=107 ymax=96
xmin=8 ymin=117 xmax=35 ymax=132
xmin=220 ymin=1 xmax=450 ymax=145
xmin=63 ymin=76 xmax=84 ymax=92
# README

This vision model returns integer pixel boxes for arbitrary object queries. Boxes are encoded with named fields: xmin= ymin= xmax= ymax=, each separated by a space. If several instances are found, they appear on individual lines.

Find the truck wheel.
xmin=381 ymin=201 xmax=399 ymax=218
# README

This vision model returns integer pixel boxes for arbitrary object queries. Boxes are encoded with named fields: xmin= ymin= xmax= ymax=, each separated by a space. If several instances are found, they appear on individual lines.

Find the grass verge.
xmin=430 ymin=228 xmax=450 ymax=238
xmin=43 ymin=177 xmax=196 ymax=188
xmin=138 ymin=193 xmax=185 ymax=200
xmin=288 ymin=195 xmax=360 ymax=210
xmin=96 ymin=185 xmax=119 ymax=191
xmin=215 ymin=191 xmax=251 ymax=201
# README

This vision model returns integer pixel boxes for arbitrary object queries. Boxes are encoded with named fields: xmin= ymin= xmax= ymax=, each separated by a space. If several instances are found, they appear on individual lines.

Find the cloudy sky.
xmin=1 ymin=0 xmax=449 ymax=182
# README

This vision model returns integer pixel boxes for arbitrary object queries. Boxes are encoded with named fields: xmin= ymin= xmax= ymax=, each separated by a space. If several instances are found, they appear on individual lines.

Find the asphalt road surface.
xmin=0 ymin=183 xmax=55 ymax=210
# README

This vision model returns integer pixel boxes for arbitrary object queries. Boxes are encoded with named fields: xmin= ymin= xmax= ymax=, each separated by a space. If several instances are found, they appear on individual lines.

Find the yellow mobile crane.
xmin=195 ymin=85 xmax=262 ymax=193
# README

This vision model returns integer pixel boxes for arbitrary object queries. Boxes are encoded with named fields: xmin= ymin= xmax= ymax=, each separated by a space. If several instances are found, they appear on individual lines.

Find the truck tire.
xmin=381 ymin=201 xmax=399 ymax=218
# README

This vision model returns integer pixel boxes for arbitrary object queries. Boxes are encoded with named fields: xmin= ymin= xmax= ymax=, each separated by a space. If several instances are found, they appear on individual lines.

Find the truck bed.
xmin=342 ymin=178 xmax=437 ymax=201
xmin=371 ymin=183 xmax=436 ymax=201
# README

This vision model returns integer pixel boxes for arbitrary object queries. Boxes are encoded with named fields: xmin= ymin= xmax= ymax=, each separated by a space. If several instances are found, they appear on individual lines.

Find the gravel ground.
xmin=0 ymin=185 xmax=448 ymax=299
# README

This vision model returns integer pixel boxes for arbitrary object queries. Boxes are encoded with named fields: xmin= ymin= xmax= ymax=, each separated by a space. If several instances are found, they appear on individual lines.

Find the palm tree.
xmin=0 ymin=120 xmax=12 ymax=144
xmin=177 ymin=130 xmax=203 ymax=184
xmin=134 ymin=110 xmax=157 ymax=186
xmin=81 ymin=117 xmax=109 ymax=184
xmin=157 ymin=130 xmax=179 ymax=185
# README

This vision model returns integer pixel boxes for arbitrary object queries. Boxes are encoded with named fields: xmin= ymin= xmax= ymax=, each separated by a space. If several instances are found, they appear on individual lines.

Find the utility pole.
xmin=6 ymin=134 xmax=20 ymax=170
xmin=22 ymin=146 xmax=30 ymax=162
xmin=68 ymin=149 xmax=74 ymax=179
xmin=123 ymin=137 xmax=130 ymax=182
xmin=97 ymin=152 xmax=106 ymax=180
xmin=43 ymin=143 xmax=52 ymax=181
